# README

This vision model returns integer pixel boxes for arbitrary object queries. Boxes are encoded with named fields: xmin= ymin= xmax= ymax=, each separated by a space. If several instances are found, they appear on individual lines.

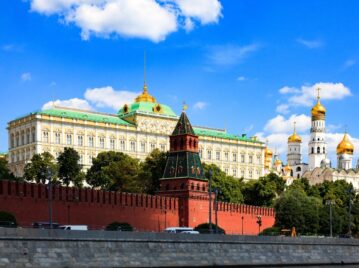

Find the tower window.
xmin=311 ymin=147 xmax=314 ymax=154
xmin=323 ymin=147 xmax=325 ymax=153
xmin=317 ymin=147 xmax=320 ymax=154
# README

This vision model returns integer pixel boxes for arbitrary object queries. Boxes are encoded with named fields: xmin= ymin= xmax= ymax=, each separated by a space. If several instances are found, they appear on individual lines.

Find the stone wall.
xmin=0 ymin=228 xmax=359 ymax=267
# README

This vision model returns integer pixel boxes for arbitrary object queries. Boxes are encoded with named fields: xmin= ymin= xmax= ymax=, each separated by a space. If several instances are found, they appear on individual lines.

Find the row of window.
xmin=199 ymin=149 xmax=261 ymax=164
xmin=223 ymin=168 xmax=261 ymax=178
xmin=311 ymin=147 xmax=326 ymax=154
xmin=10 ymin=129 xmax=36 ymax=148
xmin=43 ymin=132 xmax=166 ymax=152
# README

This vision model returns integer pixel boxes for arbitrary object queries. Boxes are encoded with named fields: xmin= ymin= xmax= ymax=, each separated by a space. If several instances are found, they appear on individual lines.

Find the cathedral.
xmin=265 ymin=88 xmax=359 ymax=189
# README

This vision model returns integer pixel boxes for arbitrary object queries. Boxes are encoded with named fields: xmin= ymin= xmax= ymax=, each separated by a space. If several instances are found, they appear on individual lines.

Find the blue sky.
xmin=1 ymin=0 xmax=359 ymax=165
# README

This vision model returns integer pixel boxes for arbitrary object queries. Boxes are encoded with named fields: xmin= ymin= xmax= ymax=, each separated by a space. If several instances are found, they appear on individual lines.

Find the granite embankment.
xmin=0 ymin=228 xmax=359 ymax=267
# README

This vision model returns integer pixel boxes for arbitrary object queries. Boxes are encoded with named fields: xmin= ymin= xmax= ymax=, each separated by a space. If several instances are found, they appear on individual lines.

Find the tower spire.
xmin=317 ymin=87 xmax=321 ymax=101
xmin=293 ymin=121 xmax=297 ymax=134
xmin=143 ymin=50 xmax=147 ymax=93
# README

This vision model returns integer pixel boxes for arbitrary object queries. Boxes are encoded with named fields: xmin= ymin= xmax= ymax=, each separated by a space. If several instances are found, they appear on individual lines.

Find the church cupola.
xmin=337 ymin=132 xmax=354 ymax=170
xmin=287 ymin=122 xmax=302 ymax=167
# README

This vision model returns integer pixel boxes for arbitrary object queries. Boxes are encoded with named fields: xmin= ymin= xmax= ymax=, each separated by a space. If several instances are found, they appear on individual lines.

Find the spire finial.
xmin=344 ymin=124 xmax=348 ymax=134
xmin=293 ymin=121 xmax=297 ymax=134
xmin=317 ymin=87 xmax=321 ymax=100
xmin=143 ymin=50 xmax=147 ymax=93
xmin=182 ymin=101 xmax=188 ymax=112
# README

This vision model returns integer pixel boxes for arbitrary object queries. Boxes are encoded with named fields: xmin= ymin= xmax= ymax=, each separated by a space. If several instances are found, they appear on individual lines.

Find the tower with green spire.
xmin=157 ymin=110 xmax=208 ymax=227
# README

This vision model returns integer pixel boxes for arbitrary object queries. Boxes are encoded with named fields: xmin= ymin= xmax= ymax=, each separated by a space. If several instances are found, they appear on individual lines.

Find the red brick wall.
xmin=0 ymin=180 xmax=274 ymax=234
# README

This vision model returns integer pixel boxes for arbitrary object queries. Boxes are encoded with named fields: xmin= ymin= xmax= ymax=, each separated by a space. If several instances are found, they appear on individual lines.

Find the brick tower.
xmin=157 ymin=111 xmax=208 ymax=227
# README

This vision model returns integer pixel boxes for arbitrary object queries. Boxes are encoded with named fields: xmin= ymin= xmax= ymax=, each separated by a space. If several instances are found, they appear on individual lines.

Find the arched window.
xmin=317 ymin=147 xmax=320 ymax=154
xmin=290 ymin=170 xmax=293 ymax=177
xmin=196 ymin=183 xmax=200 ymax=191
xmin=311 ymin=147 xmax=314 ymax=154
xmin=189 ymin=138 xmax=193 ymax=148
xmin=202 ymin=185 xmax=206 ymax=192
xmin=180 ymin=183 xmax=185 ymax=189
xmin=296 ymin=167 xmax=301 ymax=172
xmin=323 ymin=147 xmax=325 ymax=153
xmin=191 ymin=183 xmax=194 ymax=190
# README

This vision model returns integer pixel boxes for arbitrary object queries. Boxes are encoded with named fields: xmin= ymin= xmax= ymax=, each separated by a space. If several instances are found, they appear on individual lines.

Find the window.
xmin=43 ymin=131 xmax=49 ymax=143
xmin=55 ymin=133 xmax=61 ymax=144
xmin=323 ymin=147 xmax=325 ymax=154
xmin=199 ymin=149 xmax=203 ymax=158
xmin=249 ymin=155 xmax=253 ymax=164
xmin=241 ymin=154 xmax=245 ymax=163
xmin=224 ymin=168 xmax=229 ymax=175
xmin=140 ymin=142 xmax=146 ymax=153
xmin=216 ymin=151 xmax=220 ymax=161
xmin=207 ymin=150 xmax=212 ymax=160
xmin=21 ymin=132 xmax=25 ymax=145
xmin=11 ymin=134 xmax=14 ymax=148
xmin=241 ymin=169 xmax=245 ymax=178
xmin=233 ymin=169 xmax=237 ymax=177
xmin=88 ymin=136 xmax=94 ymax=147
xmin=249 ymin=170 xmax=253 ymax=178
xmin=257 ymin=155 xmax=261 ymax=164
xmin=32 ymin=131 xmax=35 ymax=143
xmin=130 ymin=141 xmax=136 ymax=152
xmin=16 ymin=134 xmax=19 ymax=147
xmin=88 ymin=155 xmax=93 ymax=165
xmin=77 ymin=135 xmax=83 ymax=146
xmin=11 ymin=153 xmax=15 ymax=163
xmin=66 ymin=134 xmax=72 ymax=145
xmin=26 ymin=131 xmax=30 ymax=144
xmin=79 ymin=155 xmax=84 ymax=165
xmin=150 ymin=143 xmax=156 ymax=151
xmin=232 ymin=153 xmax=237 ymax=162
xmin=311 ymin=147 xmax=314 ymax=154
xmin=120 ymin=140 xmax=126 ymax=150
xmin=110 ymin=139 xmax=115 ymax=150
xmin=99 ymin=138 xmax=105 ymax=148
xmin=224 ymin=152 xmax=229 ymax=161
xmin=160 ymin=144 xmax=166 ymax=151
xmin=317 ymin=147 xmax=320 ymax=154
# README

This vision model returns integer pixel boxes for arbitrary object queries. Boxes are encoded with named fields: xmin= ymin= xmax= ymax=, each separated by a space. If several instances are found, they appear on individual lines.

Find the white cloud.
xmin=278 ymin=86 xmax=299 ymax=94
xmin=207 ymin=44 xmax=259 ymax=66
xmin=296 ymin=38 xmax=323 ymax=49
xmin=193 ymin=101 xmax=208 ymax=110
xmin=264 ymin=114 xmax=311 ymax=134
xmin=275 ymin=104 xmax=290 ymax=114
xmin=343 ymin=59 xmax=356 ymax=69
xmin=84 ymin=86 xmax=139 ymax=110
xmin=237 ymin=76 xmax=246 ymax=81
xmin=42 ymin=98 xmax=93 ymax=110
xmin=29 ymin=0 xmax=222 ymax=42
xmin=21 ymin=72 xmax=32 ymax=81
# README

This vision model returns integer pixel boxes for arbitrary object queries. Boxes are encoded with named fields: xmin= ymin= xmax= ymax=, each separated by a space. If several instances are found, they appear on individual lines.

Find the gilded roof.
xmin=337 ymin=133 xmax=354 ymax=155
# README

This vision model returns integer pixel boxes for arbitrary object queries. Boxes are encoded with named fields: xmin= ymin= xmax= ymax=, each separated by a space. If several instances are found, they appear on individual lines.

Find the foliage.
xmin=23 ymin=152 xmax=57 ymax=184
xmin=0 ymin=211 xmax=17 ymax=227
xmin=242 ymin=173 xmax=285 ymax=207
xmin=57 ymin=147 xmax=82 ymax=186
xmin=194 ymin=223 xmax=225 ymax=234
xmin=259 ymin=226 xmax=281 ymax=236
xmin=203 ymin=163 xmax=244 ymax=203
xmin=138 ymin=149 xmax=167 ymax=194
xmin=105 ymin=221 xmax=133 ymax=231
xmin=86 ymin=151 xmax=141 ymax=192
xmin=274 ymin=188 xmax=322 ymax=235
xmin=0 ymin=158 xmax=16 ymax=181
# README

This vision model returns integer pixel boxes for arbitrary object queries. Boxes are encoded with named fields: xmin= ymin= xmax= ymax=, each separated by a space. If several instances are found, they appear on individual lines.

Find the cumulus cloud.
xmin=296 ymin=38 xmax=323 ymax=49
xmin=207 ymin=43 xmax=260 ymax=66
xmin=264 ymin=114 xmax=311 ymax=134
xmin=21 ymin=72 xmax=32 ymax=81
xmin=84 ymin=86 xmax=139 ymax=110
xmin=237 ymin=76 xmax=246 ymax=81
xmin=193 ymin=101 xmax=208 ymax=110
xmin=275 ymin=104 xmax=290 ymax=114
xmin=42 ymin=98 xmax=93 ymax=110
xmin=29 ymin=0 xmax=222 ymax=42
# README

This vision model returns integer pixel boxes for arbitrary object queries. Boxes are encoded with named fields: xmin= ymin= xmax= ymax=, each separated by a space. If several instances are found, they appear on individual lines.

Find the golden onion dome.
xmin=284 ymin=165 xmax=292 ymax=171
xmin=274 ymin=159 xmax=282 ymax=166
xmin=288 ymin=122 xmax=302 ymax=143
xmin=265 ymin=147 xmax=273 ymax=157
xmin=311 ymin=88 xmax=326 ymax=120
xmin=336 ymin=133 xmax=354 ymax=155
xmin=135 ymin=84 xmax=157 ymax=103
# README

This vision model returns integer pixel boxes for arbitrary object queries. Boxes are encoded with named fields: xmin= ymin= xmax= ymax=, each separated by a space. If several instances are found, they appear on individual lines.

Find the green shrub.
xmin=0 ymin=211 xmax=17 ymax=227
xmin=260 ymin=226 xmax=281 ymax=236
xmin=105 ymin=221 xmax=133 ymax=231
xmin=194 ymin=223 xmax=225 ymax=234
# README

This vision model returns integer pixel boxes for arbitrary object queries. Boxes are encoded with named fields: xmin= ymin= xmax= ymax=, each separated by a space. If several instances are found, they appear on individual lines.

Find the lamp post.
xmin=325 ymin=200 xmax=335 ymax=237
xmin=46 ymin=167 xmax=53 ymax=229
xmin=241 ymin=216 xmax=244 ymax=235
xmin=347 ymin=188 xmax=354 ymax=237
xmin=256 ymin=215 xmax=262 ymax=235
xmin=213 ymin=188 xmax=222 ymax=234
xmin=208 ymin=169 xmax=213 ymax=234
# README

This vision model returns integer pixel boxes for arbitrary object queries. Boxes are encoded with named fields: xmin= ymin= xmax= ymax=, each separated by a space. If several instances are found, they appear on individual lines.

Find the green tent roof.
xmin=118 ymin=101 xmax=177 ymax=118
xmin=37 ymin=108 xmax=134 ymax=126
xmin=194 ymin=127 xmax=263 ymax=144
xmin=172 ymin=112 xmax=195 ymax=136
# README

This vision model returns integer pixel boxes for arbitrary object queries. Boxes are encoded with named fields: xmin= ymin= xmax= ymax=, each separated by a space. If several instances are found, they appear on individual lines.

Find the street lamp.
xmin=347 ymin=187 xmax=355 ymax=237
xmin=46 ymin=167 xmax=53 ymax=229
xmin=256 ymin=215 xmax=262 ymax=234
xmin=325 ymin=200 xmax=335 ymax=237
xmin=213 ymin=188 xmax=222 ymax=234
xmin=241 ymin=216 xmax=244 ymax=235
xmin=208 ymin=169 xmax=213 ymax=234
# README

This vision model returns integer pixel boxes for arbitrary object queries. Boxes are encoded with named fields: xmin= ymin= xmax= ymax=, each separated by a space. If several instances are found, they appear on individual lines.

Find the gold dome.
xmin=135 ymin=84 xmax=157 ymax=103
xmin=284 ymin=165 xmax=292 ymax=171
xmin=274 ymin=159 xmax=282 ymax=166
xmin=311 ymin=88 xmax=326 ymax=120
xmin=337 ymin=133 xmax=354 ymax=155
xmin=288 ymin=122 xmax=302 ymax=143
xmin=265 ymin=147 xmax=273 ymax=157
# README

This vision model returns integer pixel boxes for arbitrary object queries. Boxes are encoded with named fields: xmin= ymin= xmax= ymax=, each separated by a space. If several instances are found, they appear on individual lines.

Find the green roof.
xmin=194 ymin=127 xmax=263 ymax=144
xmin=172 ymin=112 xmax=195 ymax=136
xmin=118 ymin=101 xmax=177 ymax=118
xmin=38 ymin=108 xmax=134 ymax=126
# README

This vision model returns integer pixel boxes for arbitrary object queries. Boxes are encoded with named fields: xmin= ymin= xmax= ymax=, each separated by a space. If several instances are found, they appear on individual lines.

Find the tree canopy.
xmin=23 ymin=152 xmax=57 ymax=184
xmin=57 ymin=147 xmax=82 ymax=186
xmin=0 ymin=158 xmax=15 ymax=181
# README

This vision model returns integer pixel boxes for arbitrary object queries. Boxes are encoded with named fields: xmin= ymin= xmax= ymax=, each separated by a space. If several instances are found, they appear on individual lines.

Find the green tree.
xmin=138 ymin=149 xmax=167 ymax=194
xmin=0 ymin=158 xmax=16 ymax=180
xmin=274 ymin=188 xmax=322 ymax=235
xmin=23 ymin=152 xmax=57 ymax=184
xmin=57 ymin=147 xmax=81 ymax=186
xmin=86 ymin=151 xmax=141 ymax=192
xmin=203 ymin=163 xmax=244 ymax=203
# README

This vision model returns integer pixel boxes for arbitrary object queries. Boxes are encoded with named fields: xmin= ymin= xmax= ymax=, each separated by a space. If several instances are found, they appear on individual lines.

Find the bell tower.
xmin=157 ymin=109 xmax=208 ymax=226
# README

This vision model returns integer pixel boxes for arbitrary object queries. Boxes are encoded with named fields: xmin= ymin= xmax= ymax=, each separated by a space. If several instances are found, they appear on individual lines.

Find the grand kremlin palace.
xmin=7 ymin=85 xmax=266 ymax=179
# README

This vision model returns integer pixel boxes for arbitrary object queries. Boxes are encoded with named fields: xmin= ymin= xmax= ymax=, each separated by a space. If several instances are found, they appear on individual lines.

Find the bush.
xmin=0 ymin=211 xmax=17 ymax=227
xmin=194 ymin=223 xmax=225 ymax=234
xmin=260 ymin=226 xmax=281 ymax=236
xmin=105 ymin=221 xmax=133 ymax=231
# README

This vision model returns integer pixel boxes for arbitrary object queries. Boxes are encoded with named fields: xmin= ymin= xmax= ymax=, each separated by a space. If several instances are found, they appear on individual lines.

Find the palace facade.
xmin=7 ymin=84 xmax=265 ymax=179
